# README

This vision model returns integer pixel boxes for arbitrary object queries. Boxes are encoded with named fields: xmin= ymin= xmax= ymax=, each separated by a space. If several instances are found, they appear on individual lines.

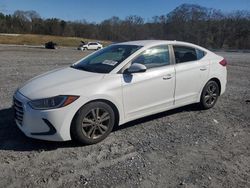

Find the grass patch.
xmin=0 ymin=34 xmax=111 ymax=47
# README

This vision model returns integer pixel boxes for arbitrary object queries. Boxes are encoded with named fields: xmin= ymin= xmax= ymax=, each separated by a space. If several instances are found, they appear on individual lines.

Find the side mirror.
xmin=125 ymin=63 xmax=147 ymax=74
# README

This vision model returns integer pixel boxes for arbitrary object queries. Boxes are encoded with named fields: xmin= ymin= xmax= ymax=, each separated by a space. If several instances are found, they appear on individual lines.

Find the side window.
xmin=173 ymin=46 xmax=197 ymax=63
xmin=196 ymin=49 xmax=205 ymax=60
xmin=132 ymin=45 xmax=170 ymax=69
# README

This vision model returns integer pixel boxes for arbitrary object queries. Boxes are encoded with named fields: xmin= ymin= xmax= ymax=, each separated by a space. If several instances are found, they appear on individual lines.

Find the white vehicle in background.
xmin=14 ymin=40 xmax=227 ymax=145
xmin=78 ymin=42 xmax=103 ymax=51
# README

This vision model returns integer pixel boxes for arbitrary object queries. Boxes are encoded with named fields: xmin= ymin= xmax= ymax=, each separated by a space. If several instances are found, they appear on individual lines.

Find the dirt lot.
xmin=0 ymin=45 xmax=249 ymax=188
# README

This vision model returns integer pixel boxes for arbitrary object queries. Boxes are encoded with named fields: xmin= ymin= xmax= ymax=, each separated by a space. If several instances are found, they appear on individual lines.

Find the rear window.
xmin=173 ymin=46 xmax=206 ymax=63
xmin=196 ymin=49 xmax=205 ymax=59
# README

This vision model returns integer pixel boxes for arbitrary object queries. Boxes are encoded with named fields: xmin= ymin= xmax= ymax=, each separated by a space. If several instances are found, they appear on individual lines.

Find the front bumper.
xmin=13 ymin=91 xmax=83 ymax=141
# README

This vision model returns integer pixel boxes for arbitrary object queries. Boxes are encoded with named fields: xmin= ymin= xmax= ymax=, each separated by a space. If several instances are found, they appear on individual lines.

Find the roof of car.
xmin=118 ymin=40 xmax=170 ymax=46
xmin=118 ymin=40 xmax=209 ymax=52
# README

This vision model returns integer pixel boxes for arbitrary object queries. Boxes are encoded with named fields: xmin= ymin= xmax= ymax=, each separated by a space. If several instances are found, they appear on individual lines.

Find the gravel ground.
xmin=0 ymin=46 xmax=249 ymax=188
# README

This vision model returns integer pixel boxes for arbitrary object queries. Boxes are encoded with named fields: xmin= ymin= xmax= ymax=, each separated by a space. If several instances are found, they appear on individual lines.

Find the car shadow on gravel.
xmin=0 ymin=104 xmax=201 ymax=152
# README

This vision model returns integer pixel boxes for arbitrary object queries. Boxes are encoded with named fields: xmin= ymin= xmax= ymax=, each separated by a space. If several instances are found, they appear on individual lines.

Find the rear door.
xmin=173 ymin=45 xmax=209 ymax=106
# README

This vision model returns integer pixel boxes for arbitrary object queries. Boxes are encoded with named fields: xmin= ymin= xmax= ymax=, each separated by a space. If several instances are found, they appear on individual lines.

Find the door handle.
xmin=200 ymin=67 xmax=207 ymax=71
xmin=163 ymin=74 xmax=172 ymax=80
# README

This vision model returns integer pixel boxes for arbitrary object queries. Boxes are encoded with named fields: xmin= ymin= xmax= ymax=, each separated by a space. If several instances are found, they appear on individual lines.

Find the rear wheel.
xmin=200 ymin=80 xmax=220 ymax=109
xmin=71 ymin=102 xmax=115 ymax=145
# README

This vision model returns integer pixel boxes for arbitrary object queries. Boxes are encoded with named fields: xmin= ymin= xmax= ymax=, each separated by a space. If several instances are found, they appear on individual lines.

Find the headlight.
xmin=28 ymin=95 xmax=79 ymax=110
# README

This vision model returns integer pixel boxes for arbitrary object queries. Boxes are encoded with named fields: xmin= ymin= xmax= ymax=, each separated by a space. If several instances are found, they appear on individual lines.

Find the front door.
xmin=122 ymin=45 xmax=175 ymax=121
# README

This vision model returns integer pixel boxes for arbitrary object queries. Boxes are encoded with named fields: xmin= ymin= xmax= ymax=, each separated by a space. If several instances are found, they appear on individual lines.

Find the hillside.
xmin=0 ymin=34 xmax=111 ymax=47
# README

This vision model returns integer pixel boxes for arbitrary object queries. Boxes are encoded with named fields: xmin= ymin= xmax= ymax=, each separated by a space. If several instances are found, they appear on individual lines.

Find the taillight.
xmin=219 ymin=59 xmax=227 ymax=66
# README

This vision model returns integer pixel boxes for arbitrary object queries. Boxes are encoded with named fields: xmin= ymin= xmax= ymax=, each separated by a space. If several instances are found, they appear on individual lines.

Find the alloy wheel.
xmin=204 ymin=83 xmax=218 ymax=106
xmin=81 ymin=108 xmax=110 ymax=140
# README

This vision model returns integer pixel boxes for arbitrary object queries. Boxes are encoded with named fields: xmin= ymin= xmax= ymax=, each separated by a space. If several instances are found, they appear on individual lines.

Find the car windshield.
xmin=71 ymin=45 xmax=142 ymax=73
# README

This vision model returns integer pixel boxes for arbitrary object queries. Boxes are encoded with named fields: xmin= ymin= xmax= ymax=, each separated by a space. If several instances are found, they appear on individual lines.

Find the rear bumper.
xmin=220 ymin=68 xmax=227 ymax=95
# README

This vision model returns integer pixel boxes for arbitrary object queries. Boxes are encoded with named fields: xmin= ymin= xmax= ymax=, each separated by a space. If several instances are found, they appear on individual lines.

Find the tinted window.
xmin=72 ymin=45 xmax=142 ymax=73
xmin=173 ymin=46 xmax=197 ymax=63
xmin=196 ymin=49 xmax=205 ymax=59
xmin=89 ymin=43 xmax=97 ymax=45
xmin=132 ymin=45 xmax=170 ymax=69
xmin=173 ymin=46 xmax=206 ymax=63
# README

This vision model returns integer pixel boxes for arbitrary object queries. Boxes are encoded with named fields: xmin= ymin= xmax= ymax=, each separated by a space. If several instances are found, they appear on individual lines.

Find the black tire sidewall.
xmin=71 ymin=102 xmax=115 ymax=145
xmin=201 ymin=80 xmax=219 ymax=109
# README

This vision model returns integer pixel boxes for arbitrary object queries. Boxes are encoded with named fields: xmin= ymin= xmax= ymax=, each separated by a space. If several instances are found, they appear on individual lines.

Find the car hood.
xmin=19 ymin=67 xmax=104 ymax=99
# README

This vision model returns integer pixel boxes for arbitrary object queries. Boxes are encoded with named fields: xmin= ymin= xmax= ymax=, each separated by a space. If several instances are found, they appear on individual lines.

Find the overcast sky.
xmin=0 ymin=0 xmax=249 ymax=22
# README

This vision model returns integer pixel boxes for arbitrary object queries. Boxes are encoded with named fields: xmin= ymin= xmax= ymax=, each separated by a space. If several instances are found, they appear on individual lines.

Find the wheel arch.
xmin=199 ymin=77 xmax=222 ymax=103
xmin=88 ymin=99 xmax=120 ymax=127
xmin=209 ymin=77 xmax=221 ymax=95
xmin=70 ymin=99 xmax=120 ymax=137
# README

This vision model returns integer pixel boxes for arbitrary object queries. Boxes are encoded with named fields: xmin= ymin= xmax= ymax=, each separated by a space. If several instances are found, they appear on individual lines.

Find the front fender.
xmin=86 ymin=94 xmax=125 ymax=125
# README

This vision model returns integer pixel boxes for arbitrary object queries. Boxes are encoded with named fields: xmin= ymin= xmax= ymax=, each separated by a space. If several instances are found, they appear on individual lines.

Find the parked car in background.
xmin=45 ymin=41 xmax=57 ymax=49
xmin=14 ymin=40 xmax=227 ymax=144
xmin=77 ymin=41 xmax=86 ymax=50
xmin=77 ymin=44 xmax=84 ymax=50
xmin=78 ymin=42 xmax=103 ymax=51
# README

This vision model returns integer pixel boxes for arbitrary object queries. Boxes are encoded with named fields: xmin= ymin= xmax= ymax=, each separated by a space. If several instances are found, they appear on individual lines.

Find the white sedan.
xmin=13 ymin=40 xmax=227 ymax=144
xmin=79 ymin=42 xmax=103 ymax=51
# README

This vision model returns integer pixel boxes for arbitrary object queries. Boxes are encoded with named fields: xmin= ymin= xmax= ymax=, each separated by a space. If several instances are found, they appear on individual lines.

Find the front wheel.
xmin=200 ymin=80 xmax=220 ymax=109
xmin=71 ymin=102 xmax=115 ymax=145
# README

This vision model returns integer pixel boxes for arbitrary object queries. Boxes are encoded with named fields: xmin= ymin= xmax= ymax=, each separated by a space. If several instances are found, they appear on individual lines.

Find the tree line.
xmin=0 ymin=4 xmax=249 ymax=49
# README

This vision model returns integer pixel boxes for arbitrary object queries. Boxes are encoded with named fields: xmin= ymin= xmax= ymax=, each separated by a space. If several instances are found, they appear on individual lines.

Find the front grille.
xmin=13 ymin=97 xmax=24 ymax=126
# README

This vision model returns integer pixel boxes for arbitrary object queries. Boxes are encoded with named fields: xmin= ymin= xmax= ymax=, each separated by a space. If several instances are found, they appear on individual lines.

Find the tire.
xmin=200 ymin=80 xmax=220 ymax=109
xmin=71 ymin=102 xmax=115 ymax=145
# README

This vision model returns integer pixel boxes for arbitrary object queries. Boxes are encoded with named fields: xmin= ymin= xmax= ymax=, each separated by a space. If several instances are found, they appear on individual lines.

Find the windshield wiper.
xmin=71 ymin=65 xmax=86 ymax=71
xmin=71 ymin=65 xmax=98 ymax=73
